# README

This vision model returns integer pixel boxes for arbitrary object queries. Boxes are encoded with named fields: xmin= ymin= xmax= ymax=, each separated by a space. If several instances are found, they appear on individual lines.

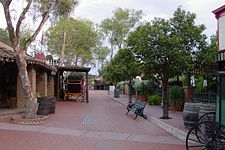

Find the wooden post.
xmin=86 ymin=72 xmax=89 ymax=103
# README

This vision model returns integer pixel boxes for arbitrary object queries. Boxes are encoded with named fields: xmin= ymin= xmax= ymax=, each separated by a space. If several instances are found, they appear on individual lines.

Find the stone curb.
xmin=147 ymin=116 xmax=186 ymax=141
xmin=110 ymin=95 xmax=187 ymax=142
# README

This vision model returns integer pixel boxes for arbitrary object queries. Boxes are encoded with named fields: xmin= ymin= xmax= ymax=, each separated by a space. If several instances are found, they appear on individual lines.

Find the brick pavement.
xmin=106 ymin=90 xmax=189 ymax=141
xmin=0 ymin=90 xmax=185 ymax=150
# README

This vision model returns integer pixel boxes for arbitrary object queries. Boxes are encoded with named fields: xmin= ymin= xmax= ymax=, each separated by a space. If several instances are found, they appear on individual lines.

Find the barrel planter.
xmin=43 ymin=96 xmax=56 ymax=114
xmin=37 ymin=96 xmax=56 ymax=115
xmin=198 ymin=103 xmax=216 ymax=120
xmin=37 ymin=105 xmax=50 ymax=115
xmin=183 ymin=102 xmax=200 ymax=129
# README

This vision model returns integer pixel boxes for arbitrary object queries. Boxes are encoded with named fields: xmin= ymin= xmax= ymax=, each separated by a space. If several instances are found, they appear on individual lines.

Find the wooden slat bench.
xmin=126 ymin=99 xmax=147 ymax=119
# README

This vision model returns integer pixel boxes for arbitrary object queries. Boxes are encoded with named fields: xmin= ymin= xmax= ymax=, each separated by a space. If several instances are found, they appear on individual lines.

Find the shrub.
xmin=169 ymin=85 xmax=184 ymax=105
xmin=148 ymin=95 xmax=161 ymax=105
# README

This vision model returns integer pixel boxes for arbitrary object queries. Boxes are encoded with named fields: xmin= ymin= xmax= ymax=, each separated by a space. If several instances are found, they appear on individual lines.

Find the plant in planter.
xmin=169 ymin=85 xmax=184 ymax=111
xmin=133 ymin=80 xmax=157 ymax=101
xmin=148 ymin=95 xmax=161 ymax=105
xmin=117 ymin=81 xmax=125 ymax=95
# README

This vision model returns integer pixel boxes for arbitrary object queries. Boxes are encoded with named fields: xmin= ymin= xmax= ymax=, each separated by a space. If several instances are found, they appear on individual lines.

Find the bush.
xmin=148 ymin=95 xmax=161 ymax=105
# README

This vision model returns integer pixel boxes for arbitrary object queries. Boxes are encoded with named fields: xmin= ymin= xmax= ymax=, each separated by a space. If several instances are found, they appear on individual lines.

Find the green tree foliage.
xmin=196 ymin=35 xmax=218 ymax=67
xmin=94 ymin=46 xmax=110 ymax=69
xmin=100 ymin=8 xmax=143 ymax=59
xmin=47 ymin=18 xmax=101 ymax=66
xmin=127 ymin=7 xmax=206 ymax=119
xmin=102 ymin=48 xmax=140 ymax=103
xmin=0 ymin=28 xmax=10 ymax=44
xmin=114 ymin=48 xmax=141 ymax=102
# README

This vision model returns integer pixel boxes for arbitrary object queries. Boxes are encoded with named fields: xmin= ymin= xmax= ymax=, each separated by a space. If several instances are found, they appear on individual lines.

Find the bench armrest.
xmin=127 ymin=103 xmax=134 ymax=109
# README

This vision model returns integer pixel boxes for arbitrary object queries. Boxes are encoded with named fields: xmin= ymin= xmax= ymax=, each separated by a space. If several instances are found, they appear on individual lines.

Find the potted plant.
xmin=169 ymin=85 xmax=184 ymax=111
xmin=137 ymin=80 xmax=150 ymax=101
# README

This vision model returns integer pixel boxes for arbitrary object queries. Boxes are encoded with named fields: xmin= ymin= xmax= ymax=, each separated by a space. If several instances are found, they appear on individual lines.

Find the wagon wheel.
xmin=186 ymin=120 xmax=225 ymax=150
xmin=198 ymin=112 xmax=216 ymax=122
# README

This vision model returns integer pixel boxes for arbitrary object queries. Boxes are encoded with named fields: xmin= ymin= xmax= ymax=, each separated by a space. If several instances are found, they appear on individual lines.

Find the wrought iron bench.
xmin=126 ymin=99 xmax=147 ymax=119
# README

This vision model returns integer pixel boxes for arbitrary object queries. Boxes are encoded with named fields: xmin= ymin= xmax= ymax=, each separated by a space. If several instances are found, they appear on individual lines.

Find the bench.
xmin=126 ymin=99 xmax=147 ymax=119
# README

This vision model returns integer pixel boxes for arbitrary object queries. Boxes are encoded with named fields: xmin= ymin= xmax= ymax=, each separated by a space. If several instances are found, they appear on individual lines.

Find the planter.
xmin=172 ymin=103 xmax=183 ymax=111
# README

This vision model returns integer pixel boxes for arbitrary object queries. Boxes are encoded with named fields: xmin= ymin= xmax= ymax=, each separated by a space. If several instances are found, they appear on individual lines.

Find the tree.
xmin=112 ymin=48 xmax=141 ymax=103
xmin=94 ymin=46 xmax=110 ymax=70
xmin=102 ymin=57 xmax=124 ymax=87
xmin=0 ymin=0 xmax=78 ymax=119
xmin=127 ymin=8 xmax=206 ymax=119
xmin=100 ymin=8 xmax=143 ymax=60
xmin=47 ymin=18 xmax=101 ymax=66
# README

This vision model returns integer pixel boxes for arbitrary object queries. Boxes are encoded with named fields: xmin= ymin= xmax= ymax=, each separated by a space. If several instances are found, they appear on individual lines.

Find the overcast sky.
xmin=0 ymin=0 xmax=224 ymax=74
xmin=0 ymin=0 xmax=224 ymax=36
xmin=73 ymin=0 xmax=224 ymax=37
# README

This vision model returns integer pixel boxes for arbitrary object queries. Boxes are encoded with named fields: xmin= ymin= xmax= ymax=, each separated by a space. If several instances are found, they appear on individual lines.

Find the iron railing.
xmin=193 ymin=91 xmax=216 ymax=103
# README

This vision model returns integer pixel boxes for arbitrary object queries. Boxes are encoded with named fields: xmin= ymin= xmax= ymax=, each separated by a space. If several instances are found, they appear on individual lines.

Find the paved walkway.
xmin=0 ymin=90 xmax=185 ymax=150
xmin=105 ymin=90 xmax=189 ymax=141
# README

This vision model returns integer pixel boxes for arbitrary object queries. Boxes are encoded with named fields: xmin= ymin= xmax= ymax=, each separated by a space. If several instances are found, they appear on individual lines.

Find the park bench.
xmin=126 ymin=99 xmax=147 ymax=119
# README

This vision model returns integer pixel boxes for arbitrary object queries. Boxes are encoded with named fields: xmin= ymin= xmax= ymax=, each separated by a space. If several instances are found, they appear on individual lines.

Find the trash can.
xmin=114 ymin=89 xmax=120 ymax=98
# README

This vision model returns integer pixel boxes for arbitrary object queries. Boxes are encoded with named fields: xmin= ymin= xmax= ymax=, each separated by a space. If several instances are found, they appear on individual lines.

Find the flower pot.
xmin=138 ymin=95 xmax=148 ymax=101
xmin=172 ymin=103 xmax=183 ymax=111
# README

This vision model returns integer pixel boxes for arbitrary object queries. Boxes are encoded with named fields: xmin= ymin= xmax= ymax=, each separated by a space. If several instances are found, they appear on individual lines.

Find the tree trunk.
xmin=160 ymin=77 xmax=171 ymax=119
xmin=15 ymin=50 xmax=35 ymax=119
xmin=128 ymin=80 xmax=132 ymax=104
xmin=59 ymin=31 xmax=66 ymax=66
xmin=110 ymin=40 xmax=114 ymax=60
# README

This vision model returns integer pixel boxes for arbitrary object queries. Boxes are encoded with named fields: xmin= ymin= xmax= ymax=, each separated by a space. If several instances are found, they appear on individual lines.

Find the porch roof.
xmin=56 ymin=66 xmax=91 ymax=72
xmin=213 ymin=5 xmax=225 ymax=19
xmin=0 ymin=47 xmax=57 ymax=72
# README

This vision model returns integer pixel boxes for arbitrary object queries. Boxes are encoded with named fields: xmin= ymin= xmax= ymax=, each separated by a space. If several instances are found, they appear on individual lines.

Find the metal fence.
xmin=193 ymin=91 xmax=216 ymax=103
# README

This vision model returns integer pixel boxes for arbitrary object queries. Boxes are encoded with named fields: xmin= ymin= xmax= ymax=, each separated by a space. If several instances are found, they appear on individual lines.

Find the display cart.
xmin=64 ymin=78 xmax=84 ymax=101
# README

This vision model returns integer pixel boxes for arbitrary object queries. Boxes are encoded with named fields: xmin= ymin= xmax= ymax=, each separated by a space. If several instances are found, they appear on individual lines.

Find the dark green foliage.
xmin=102 ymin=48 xmax=141 ymax=86
xmin=182 ymin=75 xmax=189 ymax=87
xmin=127 ymin=7 xmax=207 ymax=118
xmin=148 ymin=95 xmax=161 ymax=105
xmin=168 ymin=80 xmax=183 ymax=87
xmin=169 ymin=86 xmax=184 ymax=105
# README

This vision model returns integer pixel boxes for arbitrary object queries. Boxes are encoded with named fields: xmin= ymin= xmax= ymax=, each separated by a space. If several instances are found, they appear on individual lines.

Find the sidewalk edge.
xmin=147 ymin=116 xmax=186 ymax=142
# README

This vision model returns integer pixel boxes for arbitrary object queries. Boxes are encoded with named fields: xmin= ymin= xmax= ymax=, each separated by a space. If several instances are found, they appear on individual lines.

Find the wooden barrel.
xmin=42 ymin=96 xmax=56 ymax=114
xmin=37 ymin=105 xmax=50 ymax=115
xmin=198 ymin=103 xmax=216 ymax=120
xmin=183 ymin=102 xmax=200 ymax=129
xmin=48 ymin=96 xmax=56 ymax=114
xmin=37 ymin=96 xmax=56 ymax=115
